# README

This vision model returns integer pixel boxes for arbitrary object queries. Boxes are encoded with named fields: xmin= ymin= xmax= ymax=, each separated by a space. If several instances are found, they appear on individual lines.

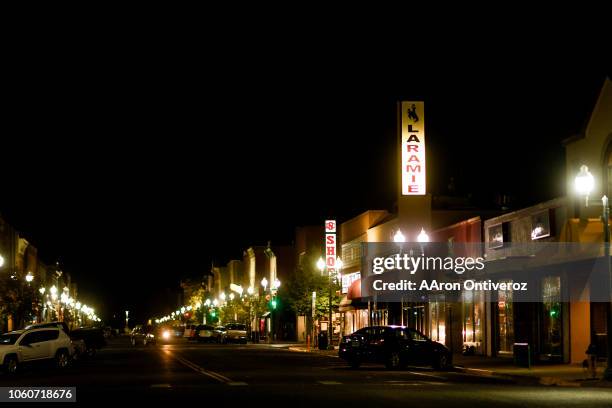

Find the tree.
xmin=282 ymin=247 xmax=342 ymax=326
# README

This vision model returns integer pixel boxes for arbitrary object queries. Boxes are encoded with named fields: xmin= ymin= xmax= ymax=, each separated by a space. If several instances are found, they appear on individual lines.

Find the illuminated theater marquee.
xmin=401 ymin=101 xmax=425 ymax=195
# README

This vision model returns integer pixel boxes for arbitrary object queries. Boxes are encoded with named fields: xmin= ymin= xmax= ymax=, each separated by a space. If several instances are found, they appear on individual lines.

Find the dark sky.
xmin=1 ymin=34 xmax=610 ymax=324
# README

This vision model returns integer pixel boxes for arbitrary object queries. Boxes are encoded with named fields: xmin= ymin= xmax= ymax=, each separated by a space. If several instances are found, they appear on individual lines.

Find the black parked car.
xmin=339 ymin=326 xmax=452 ymax=370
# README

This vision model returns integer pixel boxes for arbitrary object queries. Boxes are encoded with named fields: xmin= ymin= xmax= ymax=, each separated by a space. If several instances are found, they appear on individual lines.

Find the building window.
xmin=463 ymin=290 xmax=484 ymax=353
xmin=541 ymin=276 xmax=562 ymax=359
xmin=497 ymin=281 xmax=514 ymax=354
xmin=429 ymin=300 xmax=446 ymax=344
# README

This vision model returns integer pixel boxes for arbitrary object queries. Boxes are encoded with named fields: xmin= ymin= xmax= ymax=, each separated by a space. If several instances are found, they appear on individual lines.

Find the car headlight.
xmin=162 ymin=330 xmax=171 ymax=340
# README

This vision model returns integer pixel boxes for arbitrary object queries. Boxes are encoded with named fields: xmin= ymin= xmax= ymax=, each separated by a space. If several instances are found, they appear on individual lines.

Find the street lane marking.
xmin=150 ymin=384 xmax=172 ymax=388
xmin=227 ymin=382 xmax=249 ymax=386
xmin=163 ymin=349 xmax=239 ymax=385
xmin=406 ymin=371 xmax=447 ymax=380
xmin=318 ymin=381 xmax=342 ymax=385
xmin=384 ymin=380 xmax=447 ymax=386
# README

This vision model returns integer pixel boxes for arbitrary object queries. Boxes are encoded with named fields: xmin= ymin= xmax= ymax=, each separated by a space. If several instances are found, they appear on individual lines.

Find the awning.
xmin=339 ymin=296 xmax=353 ymax=312
xmin=347 ymin=278 xmax=362 ymax=300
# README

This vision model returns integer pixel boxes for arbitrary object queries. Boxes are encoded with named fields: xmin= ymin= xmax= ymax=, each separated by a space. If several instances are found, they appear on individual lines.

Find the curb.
xmin=455 ymin=366 xmax=608 ymax=387
xmin=287 ymin=347 xmax=339 ymax=357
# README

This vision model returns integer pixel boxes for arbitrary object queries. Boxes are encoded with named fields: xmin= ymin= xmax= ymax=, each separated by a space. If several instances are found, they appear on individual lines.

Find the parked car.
xmin=25 ymin=322 xmax=106 ymax=359
xmin=213 ymin=326 xmax=226 ymax=343
xmin=184 ymin=324 xmax=197 ymax=341
xmin=223 ymin=323 xmax=247 ymax=344
xmin=130 ymin=325 xmax=156 ymax=346
xmin=0 ymin=327 xmax=74 ymax=374
xmin=194 ymin=325 xmax=216 ymax=342
xmin=339 ymin=326 xmax=452 ymax=370
xmin=70 ymin=327 xmax=106 ymax=357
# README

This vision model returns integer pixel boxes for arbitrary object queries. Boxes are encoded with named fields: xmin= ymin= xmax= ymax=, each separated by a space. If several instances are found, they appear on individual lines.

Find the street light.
xmin=317 ymin=256 xmax=335 ymax=349
xmin=247 ymin=286 xmax=254 ymax=295
xmin=394 ymin=229 xmax=406 ymax=243
xmin=25 ymin=272 xmax=34 ymax=283
xmin=261 ymin=277 xmax=268 ymax=291
xmin=575 ymin=165 xmax=595 ymax=207
xmin=417 ymin=228 xmax=430 ymax=243
xmin=575 ymin=165 xmax=612 ymax=380
xmin=316 ymin=257 xmax=326 ymax=272
xmin=39 ymin=287 xmax=46 ymax=295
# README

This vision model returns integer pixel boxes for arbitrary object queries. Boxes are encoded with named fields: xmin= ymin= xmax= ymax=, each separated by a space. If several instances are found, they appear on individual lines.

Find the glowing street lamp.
xmin=39 ymin=287 xmax=46 ymax=295
xmin=575 ymin=165 xmax=595 ymax=206
xmin=247 ymin=286 xmax=254 ymax=295
xmin=417 ymin=228 xmax=430 ymax=243
xmin=575 ymin=164 xmax=612 ymax=379
xmin=261 ymin=277 xmax=268 ymax=291
xmin=25 ymin=272 xmax=34 ymax=283
xmin=316 ymin=257 xmax=326 ymax=273
xmin=393 ymin=229 xmax=406 ymax=243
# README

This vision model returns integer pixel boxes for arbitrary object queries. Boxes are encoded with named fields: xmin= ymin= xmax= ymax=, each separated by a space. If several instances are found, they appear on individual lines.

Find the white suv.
xmin=0 ymin=328 xmax=73 ymax=374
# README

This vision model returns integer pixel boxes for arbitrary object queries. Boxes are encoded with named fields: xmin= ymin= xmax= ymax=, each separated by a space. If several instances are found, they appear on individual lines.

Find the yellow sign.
xmin=401 ymin=101 xmax=426 ymax=195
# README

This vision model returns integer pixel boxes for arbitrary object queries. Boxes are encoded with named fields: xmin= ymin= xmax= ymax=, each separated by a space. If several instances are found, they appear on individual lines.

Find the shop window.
xmin=497 ymin=281 xmax=514 ymax=354
xmin=429 ymin=300 xmax=446 ymax=344
xmin=463 ymin=290 xmax=484 ymax=353
xmin=541 ymin=276 xmax=562 ymax=358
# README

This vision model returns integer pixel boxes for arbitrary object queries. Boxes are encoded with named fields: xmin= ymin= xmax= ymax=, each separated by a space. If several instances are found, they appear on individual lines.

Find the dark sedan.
xmin=339 ymin=326 xmax=452 ymax=370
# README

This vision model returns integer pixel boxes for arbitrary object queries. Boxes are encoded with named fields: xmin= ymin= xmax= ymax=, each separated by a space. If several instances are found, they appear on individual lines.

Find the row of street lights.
xmin=155 ymin=278 xmax=281 ymax=342
xmin=0 ymin=258 xmax=100 ymax=327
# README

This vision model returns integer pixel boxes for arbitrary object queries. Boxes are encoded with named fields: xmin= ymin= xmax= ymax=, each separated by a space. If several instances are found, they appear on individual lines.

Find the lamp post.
xmin=246 ymin=286 xmax=254 ymax=340
xmin=394 ymin=229 xmax=406 ymax=325
xmin=317 ymin=257 xmax=336 ymax=349
xmin=575 ymin=165 xmax=612 ymax=380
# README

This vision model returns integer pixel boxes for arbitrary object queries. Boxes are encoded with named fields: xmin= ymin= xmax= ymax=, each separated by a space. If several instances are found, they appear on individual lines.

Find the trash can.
xmin=318 ymin=332 xmax=328 ymax=350
xmin=513 ymin=343 xmax=530 ymax=368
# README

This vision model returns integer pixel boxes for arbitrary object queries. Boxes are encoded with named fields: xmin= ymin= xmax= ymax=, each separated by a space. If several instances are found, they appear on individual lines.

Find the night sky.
xmin=1 ymin=37 xmax=610 ymax=324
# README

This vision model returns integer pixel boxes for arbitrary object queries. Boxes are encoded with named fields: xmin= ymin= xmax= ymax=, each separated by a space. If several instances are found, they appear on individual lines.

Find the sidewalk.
xmin=454 ymin=354 xmax=612 ymax=387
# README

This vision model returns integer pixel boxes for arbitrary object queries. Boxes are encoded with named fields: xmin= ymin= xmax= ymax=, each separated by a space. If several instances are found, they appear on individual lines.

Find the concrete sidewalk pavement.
xmin=453 ymin=354 xmax=611 ymax=387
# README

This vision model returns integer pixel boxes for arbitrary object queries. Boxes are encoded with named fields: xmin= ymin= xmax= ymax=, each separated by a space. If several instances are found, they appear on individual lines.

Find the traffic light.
xmin=210 ymin=309 xmax=216 ymax=318
xmin=270 ymin=299 xmax=277 ymax=310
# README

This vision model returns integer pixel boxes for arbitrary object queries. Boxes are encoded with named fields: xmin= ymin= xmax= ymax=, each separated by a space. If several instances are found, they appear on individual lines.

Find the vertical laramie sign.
xmin=325 ymin=220 xmax=336 ymax=276
xmin=401 ymin=101 xmax=426 ymax=195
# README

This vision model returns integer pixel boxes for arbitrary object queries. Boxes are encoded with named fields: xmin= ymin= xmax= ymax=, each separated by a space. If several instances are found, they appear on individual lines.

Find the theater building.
xmin=339 ymin=78 xmax=611 ymax=363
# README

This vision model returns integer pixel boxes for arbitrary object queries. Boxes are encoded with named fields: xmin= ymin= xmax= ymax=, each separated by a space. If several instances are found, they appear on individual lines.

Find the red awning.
xmin=347 ymin=278 xmax=361 ymax=300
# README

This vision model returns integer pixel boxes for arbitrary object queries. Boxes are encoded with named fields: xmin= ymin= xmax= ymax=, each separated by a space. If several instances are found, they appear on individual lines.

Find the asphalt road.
xmin=1 ymin=337 xmax=612 ymax=407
